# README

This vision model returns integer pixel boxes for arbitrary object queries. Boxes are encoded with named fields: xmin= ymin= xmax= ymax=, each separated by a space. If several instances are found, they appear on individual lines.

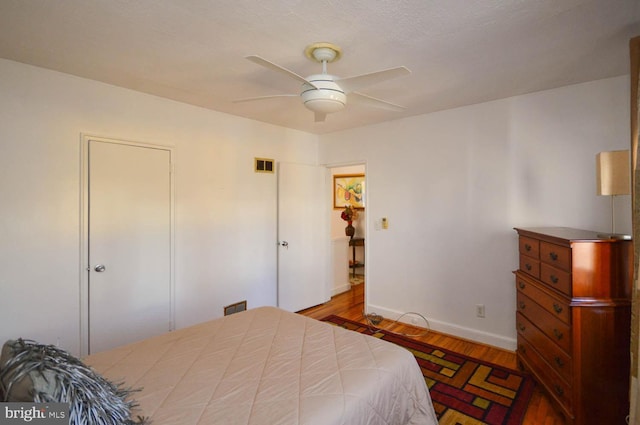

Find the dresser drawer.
xmin=540 ymin=241 xmax=571 ymax=271
xmin=516 ymin=296 xmax=572 ymax=382
xmin=519 ymin=236 xmax=540 ymax=258
xmin=540 ymin=263 xmax=572 ymax=296
xmin=515 ymin=271 xmax=570 ymax=324
xmin=516 ymin=305 xmax=571 ymax=354
xmin=517 ymin=335 xmax=573 ymax=413
xmin=519 ymin=255 xmax=540 ymax=279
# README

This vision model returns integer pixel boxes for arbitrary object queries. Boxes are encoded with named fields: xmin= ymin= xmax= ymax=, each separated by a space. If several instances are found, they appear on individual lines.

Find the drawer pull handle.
xmin=553 ymin=329 xmax=564 ymax=340
xmin=518 ymin=344 xmax=527 ymax=354
xmin=518 ymin=301 xmax=526 ymax=310
xmin=550 ymin=275 xmax=559 ymax=284
xmin=524 ymin=244 xmax=532 ymax=252
xmin=553 ymin=303 xmax=563 ymax=314
xmin=525 ymin=263 xmax=532 ymax=271
xmin=554 ymin=384 xmax=564 ymax=397
xmin=518 ymin=323 xmax=526 ymax=332
xmin=518 ymin=281 xmax=526 ymax=289
xmin=554 ymin=357 xmax=565 ymax=368
xmin=549 ymin=252 xmax=558 ymax=261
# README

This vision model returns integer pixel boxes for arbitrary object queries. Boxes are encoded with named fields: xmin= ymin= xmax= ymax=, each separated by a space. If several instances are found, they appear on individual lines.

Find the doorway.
xmin=80 ymin=135 xmax=174 ymax=355
xmin=329 ymin=164 xmax=366 ymax=300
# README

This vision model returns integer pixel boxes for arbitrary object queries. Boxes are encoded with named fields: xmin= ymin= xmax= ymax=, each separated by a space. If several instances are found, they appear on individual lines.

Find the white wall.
xmin=319 ymin=76 xmax=631 ymax=349
xmin=0 ymin=59 xmax=318 ymax=355
xmin=330 ymin=238 xmax=350 ymax=296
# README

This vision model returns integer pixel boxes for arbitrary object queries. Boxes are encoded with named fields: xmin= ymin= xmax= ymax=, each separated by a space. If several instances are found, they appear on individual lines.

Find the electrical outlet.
xmin=476 ymin=304 xmax=485 ymax=318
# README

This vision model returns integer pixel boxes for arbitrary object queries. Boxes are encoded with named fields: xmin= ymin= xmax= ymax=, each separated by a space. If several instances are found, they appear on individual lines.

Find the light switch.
xmin=382 ymin=217 xmax=388 ymax=229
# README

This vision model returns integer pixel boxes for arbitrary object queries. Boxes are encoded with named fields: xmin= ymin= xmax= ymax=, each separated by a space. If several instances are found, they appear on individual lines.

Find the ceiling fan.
xmin=234 ymin=42 xmax=411 ymax=122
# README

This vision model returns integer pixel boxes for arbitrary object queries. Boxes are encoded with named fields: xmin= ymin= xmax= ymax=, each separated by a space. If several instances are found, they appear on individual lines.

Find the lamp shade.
xmin=596 ymin=150 xmax=630 ymax=196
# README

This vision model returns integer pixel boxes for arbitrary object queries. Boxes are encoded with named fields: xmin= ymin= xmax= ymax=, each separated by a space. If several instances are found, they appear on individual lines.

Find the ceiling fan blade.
xmin=337 ymin=66 xmax=411 ymax=94
xmin=349 ymin=92 xmax=407 ymax=112
xmin=246 ymin=55 xmax=318 ymax=89
xmin=314 ymin=112 xmax=327 ymax=122
xmin=233 ymin=94 xmax=299 ymax=103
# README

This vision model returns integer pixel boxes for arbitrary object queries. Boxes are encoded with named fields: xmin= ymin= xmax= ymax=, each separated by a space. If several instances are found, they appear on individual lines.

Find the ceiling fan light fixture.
xmin=303 ymin=97 xmax=346 ymax=114
xmin=300 ymin=75 xmax=346 ymax=114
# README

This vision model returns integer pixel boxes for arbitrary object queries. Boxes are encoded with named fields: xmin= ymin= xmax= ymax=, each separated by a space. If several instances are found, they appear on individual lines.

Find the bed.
xmin=84 ymin=306 xmax=438 ymax=425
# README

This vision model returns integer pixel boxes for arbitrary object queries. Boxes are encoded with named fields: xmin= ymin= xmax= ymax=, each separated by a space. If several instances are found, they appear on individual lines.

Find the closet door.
xmin=88 ymin=140 xmax=171 ymax=353
xmin=277 ymin=162 xmax=328 ymax=312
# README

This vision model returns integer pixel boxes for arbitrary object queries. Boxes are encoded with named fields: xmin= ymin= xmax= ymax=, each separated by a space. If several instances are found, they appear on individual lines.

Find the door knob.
xmin=94 ymin=264 xmax=106 ymax=272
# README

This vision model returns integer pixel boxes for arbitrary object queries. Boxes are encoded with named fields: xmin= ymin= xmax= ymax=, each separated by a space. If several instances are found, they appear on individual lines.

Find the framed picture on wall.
xmin=333 ymin=174 xmax=365 ymax=209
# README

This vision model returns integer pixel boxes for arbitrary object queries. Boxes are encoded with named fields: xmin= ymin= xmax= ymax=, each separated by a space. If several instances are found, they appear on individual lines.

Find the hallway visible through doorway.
xmin=349 ymin=274 xmax=364 ymax=286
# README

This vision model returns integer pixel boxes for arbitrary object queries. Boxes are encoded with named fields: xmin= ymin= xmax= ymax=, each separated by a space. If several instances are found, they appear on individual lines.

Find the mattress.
xmin=85 ymin=306 xmax=438 ymax=425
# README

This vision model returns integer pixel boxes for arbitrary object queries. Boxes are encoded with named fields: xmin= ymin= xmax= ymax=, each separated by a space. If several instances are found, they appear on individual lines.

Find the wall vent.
xmin=255 ymin=157 xmax=274 ymax=173
xmin=224 ymin=300 xmax=247 ymax=316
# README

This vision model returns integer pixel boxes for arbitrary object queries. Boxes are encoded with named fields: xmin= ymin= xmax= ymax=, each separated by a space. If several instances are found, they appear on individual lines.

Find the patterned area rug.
xmin=321 ymin=315 xmax=534 ymax=425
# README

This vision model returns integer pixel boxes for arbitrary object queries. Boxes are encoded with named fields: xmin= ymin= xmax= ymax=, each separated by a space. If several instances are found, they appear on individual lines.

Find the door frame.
xmin=324 ymin=160 xmax=368 ymax=312
xmin=79 ymin=134 xmax=176 ymax=356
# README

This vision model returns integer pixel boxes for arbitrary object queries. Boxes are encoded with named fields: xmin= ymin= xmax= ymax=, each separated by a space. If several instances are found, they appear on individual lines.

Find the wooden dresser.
xmin=514 ymin=227 xmax=632 ymax=425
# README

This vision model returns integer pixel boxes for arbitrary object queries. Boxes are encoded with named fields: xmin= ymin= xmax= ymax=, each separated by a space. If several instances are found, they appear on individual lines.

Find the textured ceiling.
xmin=0 ymin=0 xmax=639 ymax=134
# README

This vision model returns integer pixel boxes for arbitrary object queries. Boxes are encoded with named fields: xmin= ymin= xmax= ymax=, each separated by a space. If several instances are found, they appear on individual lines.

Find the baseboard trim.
xmin=367 ymin=303 xmax=517 ymax=351
xmin=331 ymin=283 xmax=351 ymax=297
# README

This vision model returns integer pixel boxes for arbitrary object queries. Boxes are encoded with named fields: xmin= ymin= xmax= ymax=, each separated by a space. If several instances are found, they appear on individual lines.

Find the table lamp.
xmin=596 ymin=150 xmax=631 ymax=238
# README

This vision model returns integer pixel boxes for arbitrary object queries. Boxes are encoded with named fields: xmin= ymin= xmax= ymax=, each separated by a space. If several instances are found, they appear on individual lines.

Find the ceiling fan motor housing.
xmin=301 ymin=74 xmax=346 ymax=114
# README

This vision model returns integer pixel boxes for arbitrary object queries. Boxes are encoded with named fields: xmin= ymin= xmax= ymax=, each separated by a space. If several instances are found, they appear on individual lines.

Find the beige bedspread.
xmin=85 ymin=306 xmax=438 ymax=425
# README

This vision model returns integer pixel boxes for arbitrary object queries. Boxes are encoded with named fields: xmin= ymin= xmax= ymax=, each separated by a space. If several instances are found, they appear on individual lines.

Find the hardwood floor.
xmin=298 ymin=282 xmax=566 ymax=425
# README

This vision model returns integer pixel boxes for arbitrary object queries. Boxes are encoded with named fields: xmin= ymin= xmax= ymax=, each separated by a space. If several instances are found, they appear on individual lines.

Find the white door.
xmin=277 ymin=163 xmax=328 ymax=312
xmin=88 ymin=140 xmax=172 ymax=353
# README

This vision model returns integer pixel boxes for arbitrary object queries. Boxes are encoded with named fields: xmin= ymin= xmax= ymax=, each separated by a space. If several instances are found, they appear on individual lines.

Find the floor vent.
xmin=255 ymin=157 xmax=274 ymax=173
xmin=224 ymin=300 xmax=247 ymax=316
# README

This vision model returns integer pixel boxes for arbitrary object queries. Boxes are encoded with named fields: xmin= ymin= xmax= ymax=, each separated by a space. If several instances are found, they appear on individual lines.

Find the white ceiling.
xmin=0 ymin=0 xmax=639 ymax=135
